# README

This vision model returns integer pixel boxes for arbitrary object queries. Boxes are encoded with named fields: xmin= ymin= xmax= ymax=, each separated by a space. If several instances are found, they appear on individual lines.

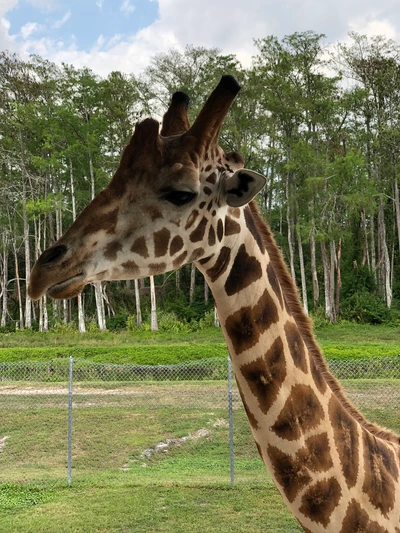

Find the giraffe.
xmin=28 ymin=75 xmax=400 ymax=533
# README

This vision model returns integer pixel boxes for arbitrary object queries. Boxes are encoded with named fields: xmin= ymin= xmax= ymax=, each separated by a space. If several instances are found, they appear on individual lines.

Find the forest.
xmin=1 ymin=30 xmax=400 ymax=333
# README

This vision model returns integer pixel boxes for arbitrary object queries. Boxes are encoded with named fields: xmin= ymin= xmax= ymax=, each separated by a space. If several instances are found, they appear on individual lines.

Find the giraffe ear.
xmin=223 ymin=169 xmax=266 ymax=207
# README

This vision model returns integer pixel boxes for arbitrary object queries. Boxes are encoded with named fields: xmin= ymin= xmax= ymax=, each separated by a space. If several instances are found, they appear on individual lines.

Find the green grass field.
xmin=0 ymin=324 xmax=399 ymax=532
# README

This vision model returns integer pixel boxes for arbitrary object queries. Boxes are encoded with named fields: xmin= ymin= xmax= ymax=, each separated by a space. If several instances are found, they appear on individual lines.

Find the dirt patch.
xmin=0 ymin=436 xmax=9 ymax=452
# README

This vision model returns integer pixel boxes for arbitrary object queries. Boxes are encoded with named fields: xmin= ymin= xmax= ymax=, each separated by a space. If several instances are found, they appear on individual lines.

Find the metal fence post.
xmin=227 ymin=355 xmax=234 ymax=485
xmin=68 ymin=356 xmax=74 ymax=486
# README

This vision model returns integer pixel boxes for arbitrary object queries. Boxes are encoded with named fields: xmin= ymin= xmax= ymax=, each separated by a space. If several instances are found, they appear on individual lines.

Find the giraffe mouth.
xmin=47 ymin=273 xmax=86 ymax=300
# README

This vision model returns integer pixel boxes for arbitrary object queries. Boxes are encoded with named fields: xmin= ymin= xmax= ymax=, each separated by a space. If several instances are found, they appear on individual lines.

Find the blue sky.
xmin=1 ymin=0 xmax=399 ymax=76
xmin=7 ymin=0 xmax=158 ymax=52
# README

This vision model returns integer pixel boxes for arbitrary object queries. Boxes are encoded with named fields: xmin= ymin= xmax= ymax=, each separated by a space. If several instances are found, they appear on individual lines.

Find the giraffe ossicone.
xmin=29 ymin=75 xmax=400 ymax=533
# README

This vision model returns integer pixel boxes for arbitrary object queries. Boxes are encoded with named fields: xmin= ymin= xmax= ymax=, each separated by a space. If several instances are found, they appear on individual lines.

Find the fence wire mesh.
xmin=0 ymin=356 xmax=399 ymax=484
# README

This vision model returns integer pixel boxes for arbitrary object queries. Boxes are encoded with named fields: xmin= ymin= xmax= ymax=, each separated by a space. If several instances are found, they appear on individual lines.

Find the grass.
xmin=1 ymin=324 xmax=400 ymax=364
xmin=0 ymin=394 xmax=399 ymax=532
xmin=0 ymin=323 xmax=399 ymax=531
xmin=0 ymin=405 xmax=304 ymax=532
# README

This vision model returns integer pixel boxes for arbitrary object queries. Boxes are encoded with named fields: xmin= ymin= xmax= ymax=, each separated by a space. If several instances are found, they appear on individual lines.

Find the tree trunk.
xmin=134 ymin=279 xmax=142 ymax=328
xmin=286 ymin=175 xmax=296 ymax=281
xmin=88 ymin=154 xmax=106 ymax=330
xmin=13 ymin=246 xmax=24 ymax=331
xmin=370 ymin=213 xmax=377 ymax=281
xmin=77 ymin=293 xmax=86 ymax=333
xmin=335 ymin=238 xmax=342 ymax=319
xmin=70 ymin=158 xmax=86 ymax=332
xmin=94 ymin=282 xmax=107 ymax=331
xmin=394 ymin=175 xmax=400 ymax=256
xmin=321 ymin=242 xmax=332 ymax=322
xmin=377 ymin=197 xmax=392 ymax=307
xmin=214 ymin=306 xmax=220 ymax=327
xmin=204 ymin=277 xmax=209 ymax=304
xmin=297 ymin=228 xmax=308 ymax=314
xmin=309 ymin=225 xmax=319 ymax=310
xmin=329 ymin=241 xmax=336 ymax=323
xmin=361 ymin=209 xmax=370 ymax=269
xmin=189 ymin=264 xmax=196 ymax=303
xmin=149 ymin=276 xmax=158 ymax=331
xmin=22 ymin=180 xmax=31 ymax=329
xmin=1 ymin=243 xmax=8 ymax=328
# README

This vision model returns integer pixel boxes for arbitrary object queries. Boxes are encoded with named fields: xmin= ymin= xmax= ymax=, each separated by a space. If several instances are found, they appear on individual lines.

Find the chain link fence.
xmin=0 ymin=355 xmax=399 ymax=485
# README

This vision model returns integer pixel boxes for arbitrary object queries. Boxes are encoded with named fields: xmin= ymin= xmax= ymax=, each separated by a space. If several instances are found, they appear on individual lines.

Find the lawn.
xmin=0 ymin=323 xmax=399 ymax=532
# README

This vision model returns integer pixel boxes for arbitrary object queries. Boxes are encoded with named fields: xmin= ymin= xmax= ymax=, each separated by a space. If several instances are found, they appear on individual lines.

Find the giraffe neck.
xmin=196 ymin=202 xmax=400 ymax=533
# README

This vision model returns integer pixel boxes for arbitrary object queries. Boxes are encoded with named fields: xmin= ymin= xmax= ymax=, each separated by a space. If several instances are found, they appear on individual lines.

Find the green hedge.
xmin=0 ymin=344 xmax=229 ymax=365
xmin=0 ymin=342 xmax=399 ymax=364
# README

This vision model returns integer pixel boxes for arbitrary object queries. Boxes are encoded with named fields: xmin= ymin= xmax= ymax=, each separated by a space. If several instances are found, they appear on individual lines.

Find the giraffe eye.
xmin=162 ymin=191 xmax=196 ymax=206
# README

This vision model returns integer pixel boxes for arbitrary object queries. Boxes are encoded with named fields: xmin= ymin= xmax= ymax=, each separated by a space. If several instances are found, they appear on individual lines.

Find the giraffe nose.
xmin=38 ymin=244 xmax=67 ymax=266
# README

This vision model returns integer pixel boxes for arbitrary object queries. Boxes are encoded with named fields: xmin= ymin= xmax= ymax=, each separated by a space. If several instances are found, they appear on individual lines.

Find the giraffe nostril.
xmin=39 ymin=244 xmax=67 ymax=265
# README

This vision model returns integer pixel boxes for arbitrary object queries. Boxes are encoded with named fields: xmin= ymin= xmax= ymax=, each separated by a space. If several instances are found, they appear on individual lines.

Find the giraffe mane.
xmin=249 ymin=201 xmax=400 ymax=446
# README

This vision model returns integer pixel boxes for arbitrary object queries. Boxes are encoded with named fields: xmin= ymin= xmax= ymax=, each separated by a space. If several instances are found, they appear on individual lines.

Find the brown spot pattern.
xmin=224 ymin=244 xmax=262 ymax=296
xmin=217 ymin=219 xmax=223 ymax=241
xmin=244 ymin=206 xmax=265 ymax=253
xmin=208 ymin=226 xmax=216 ymax=246
xmin=267 ymin=263 xmax=283 ymax=309
xmin=173 ymin=251 xmax=188 ymax=269
xmin=329 ymin=396 xmax=359 ymax=489
xmin=206 ymin=172 xmax=217 ymax=184
xmin=185 ymin=210 xmax=199 ymax=230
xmin=340 ymin=500 xmax=387 ymax=533
xmin=268 ymin=444 xmax=312 ymax=503
xmin=299 ymin=477 xmax=342 ymax=528
xmin=150 ymin=208 xmax=163 ymax=221
xmin=131 ymin=236 xmax=149 ymax=258
xmin=228 ymin=207 xmax=241 ymax=218
xmin=83 ymin=207 xmax=119 ymax=236
xmin=236 ymin=379 xmax=259 ymax=430
xmin=104 ymin=241 xmax=122 ymax=261
xmin=199 ymin=201 xmax=206 ymax=209
xmin=121 ymin=260 xmax=139 ymax=274
xmin=240 ymin=337 xmax=285 ymax=415
xmin=203 ymin=186 xmax=212 ymax=195
xmin=284 ymin=321 xmax=308 ymax=373
xmin=206 ymin=247 xmax=231 ymax=283
xmin=154 ymin=228 xmax=170 ymax=257
xmin=310 ymin=358 xmax=327 ymax=394
xmin=170 ymin=235 xmax=184 ymax=256
xmin=271 ymin=384 xmax=324 ymax=441
xmin=190 ymin=217 xmax=208 ymax=243
xmin=198 ymin=254 xmax=213 ymax=265
xmin=224 ymin=216 xmax=241 ymax=236
xmin=189 ymin=248 xmax=205 ymax=262
xmin=225 ymin=289 xmax=279 ymax=355
xmin=268 ymin=434 xmax=333 ymax=504
xmin=362 ymin=430 xmax=399 ymax=517
xmin=296 ymin=432 xmax=333 ymax=472
xmin=149 ymin=263 xmax=167 ymax=275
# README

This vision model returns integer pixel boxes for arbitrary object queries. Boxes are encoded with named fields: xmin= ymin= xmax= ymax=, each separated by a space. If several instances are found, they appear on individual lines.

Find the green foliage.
xmin=340 ymin=291 xmax=397 ymax=325
xmin=0 ymin=344 xmax=228 ymax=365
xmin=105 ymin=314 xmax=127 ymax=331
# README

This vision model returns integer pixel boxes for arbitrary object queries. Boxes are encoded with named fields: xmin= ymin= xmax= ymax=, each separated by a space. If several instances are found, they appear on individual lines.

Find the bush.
xmin=340 ymin=291 xmax=397 ymax=325
xmin=106 ymin=314 xmax=127 ymax=331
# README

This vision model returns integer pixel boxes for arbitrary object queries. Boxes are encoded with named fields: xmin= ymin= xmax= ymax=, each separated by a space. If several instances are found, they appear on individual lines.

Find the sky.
xmin=1 ymin=0 xmax=399 ymax=77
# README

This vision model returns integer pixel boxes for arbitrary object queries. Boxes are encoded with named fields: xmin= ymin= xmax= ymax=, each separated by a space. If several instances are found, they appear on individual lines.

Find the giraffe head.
xmin=28 ymin=75 xmax=266 ymax=301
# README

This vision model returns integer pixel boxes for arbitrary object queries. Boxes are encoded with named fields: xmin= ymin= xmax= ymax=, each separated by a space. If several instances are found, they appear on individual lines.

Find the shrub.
xmin=340 ymin=291 xmax=396 ymax=325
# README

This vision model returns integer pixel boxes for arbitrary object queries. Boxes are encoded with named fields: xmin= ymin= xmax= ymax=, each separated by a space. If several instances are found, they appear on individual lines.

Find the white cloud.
xmin=349 ymin=17 xmax=398 ymax=41
xmin=2 ymin=0 xmax=400 ymax=78
xmin=120 ymin=0 xmax=135 ymax=14
xmin=53 ymin=10 xmax=71 ymax=29
xmin=20 ymin=21 xmax=43 ymax=39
